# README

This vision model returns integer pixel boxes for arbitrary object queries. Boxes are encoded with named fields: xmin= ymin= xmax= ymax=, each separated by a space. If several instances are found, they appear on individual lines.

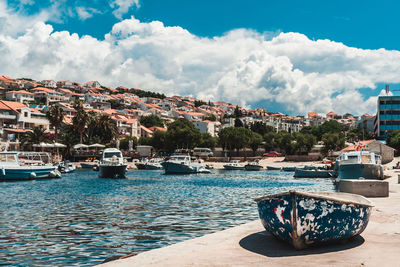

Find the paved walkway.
xmin=100 ymin=169 xmax=400 ymax=267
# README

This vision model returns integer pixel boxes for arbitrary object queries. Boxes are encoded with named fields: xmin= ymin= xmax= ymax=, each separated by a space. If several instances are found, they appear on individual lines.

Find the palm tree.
xmin=73 ymin=109 xmax=88 ymax=144
xmin=46 ymin=105 xmax=65 ymax=142
xmin=21 ymin=127 xmax=48 ymax=150
xmin=86 ymin=111 xmax=99 ymax=143
xmin=98 ymin=115 xmax=118 ymax=144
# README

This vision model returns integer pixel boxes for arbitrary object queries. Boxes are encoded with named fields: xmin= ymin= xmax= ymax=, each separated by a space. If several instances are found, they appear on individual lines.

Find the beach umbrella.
xmin=53 ymin=143 xmax=67 ymax=148
xmin=73 ymin=144 xmax=88 ymax=149
xmin=88 ymin=143 xmax=105 ymax=148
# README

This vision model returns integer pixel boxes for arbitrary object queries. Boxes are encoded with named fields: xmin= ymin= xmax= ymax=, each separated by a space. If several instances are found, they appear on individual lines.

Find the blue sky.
xmin=2 ymin=0 xmax=400 ymax=115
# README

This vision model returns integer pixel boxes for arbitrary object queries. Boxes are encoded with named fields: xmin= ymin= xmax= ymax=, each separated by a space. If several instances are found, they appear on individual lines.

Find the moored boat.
xmin=282 ymin=167 xmax=296 ymax=172
xmin=162 ymin=155 xmax=210 ymax=174
xmin=0 ymin=152 xmax=60 ymax=181
xmin=333 ymin=151 xmax=384 ymax=180
xmin=266 ymin=166 xmax=282 ymax=171
xmin=255 ymin=191 xmax=373 ymax=249
xmin=80 ymin=160 xmax=99 ymax=169
xmin=244 ymin=161 xmax=263 ymax=171
xmin=145 ymin=158 xmax=164 ymax=170
xmin=98 ymin=148 xmax=127 ymax=179
xmin=223 ymin=160 xmax=245 ymax=170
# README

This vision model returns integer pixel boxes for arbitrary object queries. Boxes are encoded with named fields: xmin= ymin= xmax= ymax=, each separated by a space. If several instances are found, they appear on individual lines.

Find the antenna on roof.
xmin=385 ymin=84 xmax=389 ymax=95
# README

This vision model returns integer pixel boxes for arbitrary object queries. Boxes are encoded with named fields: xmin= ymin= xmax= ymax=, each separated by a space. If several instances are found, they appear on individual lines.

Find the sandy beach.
xmin=100 ymin=157 xmax=400 ymax=267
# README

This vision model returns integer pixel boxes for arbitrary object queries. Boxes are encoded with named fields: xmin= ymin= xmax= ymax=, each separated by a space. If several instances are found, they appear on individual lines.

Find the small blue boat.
xmin=255 ymin=191 xmax=373 ymax=249
xmin=0 ymin=152 xmax=60 ymax=181
xmin=282 ymin=167 xmax=296 ymax=172
xmin=266 ymin=166 xmax=282 ymax=171
xmin=162 ymin=155 xmax=210 ymax=174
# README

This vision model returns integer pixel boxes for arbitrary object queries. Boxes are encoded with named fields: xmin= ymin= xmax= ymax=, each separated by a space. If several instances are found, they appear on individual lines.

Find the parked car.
xmin=263 ymin=151 xmax=282 ymax=157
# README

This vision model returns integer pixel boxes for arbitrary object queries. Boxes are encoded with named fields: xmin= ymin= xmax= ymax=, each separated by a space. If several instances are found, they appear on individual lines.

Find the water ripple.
xmin=0 ymin=168 xmax=335 ymax=266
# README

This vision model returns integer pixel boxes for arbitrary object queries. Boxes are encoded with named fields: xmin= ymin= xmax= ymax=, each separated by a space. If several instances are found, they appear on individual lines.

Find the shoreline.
xmin=98 ymin=158 xmax=400 ymax=266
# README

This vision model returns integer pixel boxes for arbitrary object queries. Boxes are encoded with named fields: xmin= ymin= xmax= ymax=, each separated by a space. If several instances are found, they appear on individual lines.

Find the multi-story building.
xmin=375 ymin=95 xmax=400 ymax=138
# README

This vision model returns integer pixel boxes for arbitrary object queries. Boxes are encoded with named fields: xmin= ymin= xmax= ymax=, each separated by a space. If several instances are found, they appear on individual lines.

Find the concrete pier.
xmin=99 ymin=168 xmax=400 ymax=267
xmin=338 ymin=179 xmax=389 ymax=197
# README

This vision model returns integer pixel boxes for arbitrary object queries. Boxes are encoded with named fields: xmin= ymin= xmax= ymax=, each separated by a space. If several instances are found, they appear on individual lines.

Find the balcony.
xmin=0 ymin=114 xmax=17 ymax=120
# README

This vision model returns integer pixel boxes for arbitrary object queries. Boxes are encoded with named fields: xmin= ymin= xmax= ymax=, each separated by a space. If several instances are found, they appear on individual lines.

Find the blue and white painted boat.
xmin=266 ymin=166 xmax=282 ymax=171
xmin=162 ymin=155 xmax=210 ymax=174
xmin=223 ymin=160 xmax=245 ymax=170
xmin=333 ymin=151 xmax=384 ymax=180
xmin=244 ymin=161 xmax=263 ymax=171
xmin=0 ymin=152 xmax=60 ymax=181
xmin=255 ymin=191 xmax=373 ymax=249
xmin=145 ymin=158 xmax=164 ymax=170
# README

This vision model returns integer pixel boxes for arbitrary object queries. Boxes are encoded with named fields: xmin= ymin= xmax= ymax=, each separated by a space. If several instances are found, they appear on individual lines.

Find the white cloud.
xmin=2 ymin=15 xmax=400 ymax=115
xmin=110 ymin=0 xmax=140 ymax=20
xmin=76 ymin=6 xmax=102 ymax=20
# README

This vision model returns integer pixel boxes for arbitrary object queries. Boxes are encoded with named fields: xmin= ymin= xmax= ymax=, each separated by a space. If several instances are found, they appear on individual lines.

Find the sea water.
xmin=0 ymin=169 xmax=335 ymax=266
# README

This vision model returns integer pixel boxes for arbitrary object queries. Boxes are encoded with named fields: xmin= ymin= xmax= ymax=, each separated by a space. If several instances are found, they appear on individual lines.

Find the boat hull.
xmin=98 ymin=165 xmax=127 ymax=178
xmin=294 ymin=169 xmax=332 ymax=178
xmin=162 ymin=162 xmax=196 ymax=174
xmin=266 ymin=166 xmax=282 ymax=171
xmin=255 ymin=191 xmax=373 ymax=249
xmin=244 ymin=164 xmax=263 ymax=171
xmin=337 ymin=163 xmax=384 ymax=180
xmin=80 ymin=163 xmax=96 ymax=169
xmin=223 ymin=165 xmax=245 ymax=170
xmin=135 ymin=163 xmax=147 ymax=170
xmin=0 ymin=166 xmax=59 ymax=181
xmin=145 ymin=164 xmax=163 ymax=170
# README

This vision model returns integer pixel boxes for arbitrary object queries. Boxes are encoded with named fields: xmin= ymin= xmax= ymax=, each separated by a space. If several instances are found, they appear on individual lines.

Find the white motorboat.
xmin=161 ymin=155 xmax=210 ymax=174
xmin=223 ymin=160 xmax=245 ymax=170
xmin=0 ymin=152 xmax=61 ymax=181
xmin=98 ymin=148 xmax=127 ymax=178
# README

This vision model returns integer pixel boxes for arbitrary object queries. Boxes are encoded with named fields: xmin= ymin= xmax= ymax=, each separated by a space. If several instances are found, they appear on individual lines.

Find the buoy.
xmin=29 ymin=172 xmax=36 ymax=179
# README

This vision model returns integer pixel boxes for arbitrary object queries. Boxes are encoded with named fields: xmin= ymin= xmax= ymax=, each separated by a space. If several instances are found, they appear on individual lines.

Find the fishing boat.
xmin=135 ymin=158 xmax=148 ymax=170
xmin=333 ymin=151 xmax=384 ymax=180
xmin=255 ymin=191 xmax=373 ymax=249
xmin=56 ymin=161 xmax=76 ymax=173
xmin=223 ymin=160 xmax=245 ymax=170
xmin=282 ymin=166 xmax=296 ymax=172
xmin=80 ymin=160 xmax=99 ymax=169
xmin=294 ymin=168 xmax=333 ymax=178
xmin=266 ymin=166 xmax=282 ymax=171
xmin=0 ymin=151 xmax=61 ymax=181
xmin=244 ymin=161 xmax=263 ymax=171
xmin=161 ymin=155 xmax=210 ymax=174
xmin=145 ymin=158 xmax=164 ymax=170
xmin=98 ymin=148 xmax=127 ymax=179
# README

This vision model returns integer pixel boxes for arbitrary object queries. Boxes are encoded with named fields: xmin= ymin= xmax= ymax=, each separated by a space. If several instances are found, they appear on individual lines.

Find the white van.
xmin=193 ymin=148 xmax=213 ymax=157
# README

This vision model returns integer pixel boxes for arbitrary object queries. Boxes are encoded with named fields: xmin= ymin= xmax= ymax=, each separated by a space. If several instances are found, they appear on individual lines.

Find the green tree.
xmin=120 ymin=136 xmax=138 ymax=150
xmin=166 ymin=119 xmax=202 ymax=151
xmin=234 ymin=105 xmax=242 ymax=118
xmin=72 ymin=99 xmax=88 ymax=144
xmin=151 ymin=130 xmax=167 ymax=150
xmin=140 ymin=114 xmax=164 ymax=128
xmin=234 ymin=118 xmax=243 ymax=127
xmin=46 ymin=105 xmax=65 ymax=142
xmin=198 ymin=133 xmax=217 ymax=149
xmin=322 ymin=132 xmax=345 ymax=154
xmin=293 ymin=132 xmax=316 ymax=155
xmin=97 ymin=115 xmax=118 ymax=144
xmin=276 ymin=131 xmax=295 ymax=155
xmin=250 ymin=121 xmax=274 ymax=136
xmin=139 ymin=136 xmax=152 ymax=146
xmin=204 ymin=114 xmax=216 ymax=121
xmin=60 ymin=126 xmax=79 ymax=159
xmin=108 ymin=99 xmax=125 ymax=109
xmin=263 ymin=131 xmax=277 ymax=152
xmin=249 ymin=132 xmax=263 ymax=156
xmin=21 ymin=127 xmax=49 ymax=150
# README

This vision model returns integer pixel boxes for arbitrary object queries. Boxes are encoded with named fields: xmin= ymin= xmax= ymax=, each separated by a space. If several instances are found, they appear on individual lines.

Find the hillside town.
xmin=0 ymin=75 xmax=376 ymax=152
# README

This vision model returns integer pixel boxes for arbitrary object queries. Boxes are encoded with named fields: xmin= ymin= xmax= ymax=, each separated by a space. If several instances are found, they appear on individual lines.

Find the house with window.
xmin=5 ymin=90 xmax=35 ymax=103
